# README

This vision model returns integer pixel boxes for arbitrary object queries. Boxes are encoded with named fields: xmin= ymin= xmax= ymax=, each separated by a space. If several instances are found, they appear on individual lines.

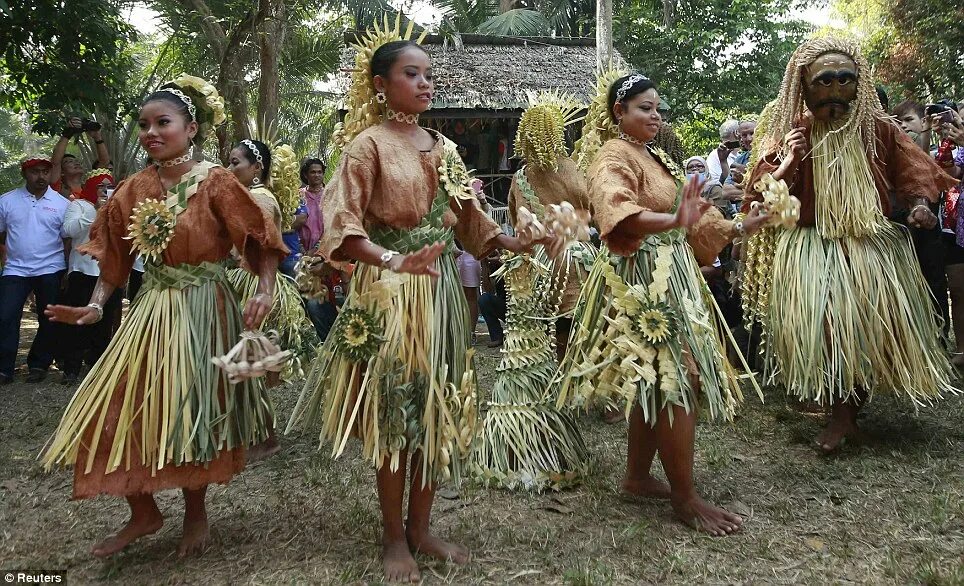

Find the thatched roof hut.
xmin=337 ymin=33 xmax=621 ymax=116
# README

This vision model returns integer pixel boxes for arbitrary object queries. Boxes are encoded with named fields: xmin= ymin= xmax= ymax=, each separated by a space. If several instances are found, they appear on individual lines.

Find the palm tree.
xmin=434 ymin=0 xmax=595 ymax=37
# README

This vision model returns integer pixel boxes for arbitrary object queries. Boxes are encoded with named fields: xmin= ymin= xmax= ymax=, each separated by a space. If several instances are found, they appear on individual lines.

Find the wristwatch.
xmin=380 ymin=249 xmax=400 ymax=269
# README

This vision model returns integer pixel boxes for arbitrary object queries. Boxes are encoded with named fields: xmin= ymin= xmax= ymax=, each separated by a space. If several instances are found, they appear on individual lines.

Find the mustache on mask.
xmin=815 ymin=100 xmax=851 ymax=109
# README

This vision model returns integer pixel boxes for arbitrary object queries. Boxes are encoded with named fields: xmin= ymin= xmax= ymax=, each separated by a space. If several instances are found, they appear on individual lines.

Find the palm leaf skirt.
xmin=286 ymin=254 xmax=479 ymax=486
xmin=473 ymin=251 xmax=592 ymax=492
xmin=556 ymin=235 xmax=745 ymax=426
xmin=763 ymin=223 xmax=958 ymax=405
xmin=43 ymin=261 xmax=273 ymax=475
xmin=227 ymin=268 xmax=317 ymax=381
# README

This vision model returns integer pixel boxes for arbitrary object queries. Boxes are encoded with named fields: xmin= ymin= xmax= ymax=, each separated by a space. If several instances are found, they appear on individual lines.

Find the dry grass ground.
xmin=1 ymin=315 xmax=962 ymax=585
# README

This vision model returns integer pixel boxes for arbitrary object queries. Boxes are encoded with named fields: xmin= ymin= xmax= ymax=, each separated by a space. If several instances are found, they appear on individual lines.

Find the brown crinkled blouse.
xmin=588 ymin=139 xmax=734 ymax=266
xmin=250 ymin=185 xmax=283 ymax=233
xmin=744 ymin=116 xmax=958 ymax=222
xmin=508 ymin=156 xmax=591 ymax=313
xmin=507 ymin=156 xmax=590 ymax=227
xmin=82 ymin=166 xmax=288 ymax=286
xmin=321 ymin=125 xmax=503 ymax=261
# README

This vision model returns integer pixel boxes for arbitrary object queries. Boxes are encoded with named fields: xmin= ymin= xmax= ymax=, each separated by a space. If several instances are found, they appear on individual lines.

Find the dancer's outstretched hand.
xmin=674 ymin=175 xmax=712 ymax=229
xmin=387 ymin=242 xmax=445 ymax=277
xmin=45 ymin=304 xmax=100 ymax=325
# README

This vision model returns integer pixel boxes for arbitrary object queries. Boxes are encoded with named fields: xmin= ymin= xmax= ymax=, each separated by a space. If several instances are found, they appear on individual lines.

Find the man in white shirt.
xmin=705 ymin=119 xmax=742 ymax=187
xmin=0 ymin=158 xmax=69 ymax=384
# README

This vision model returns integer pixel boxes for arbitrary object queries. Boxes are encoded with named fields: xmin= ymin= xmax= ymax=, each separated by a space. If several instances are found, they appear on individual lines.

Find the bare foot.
xmin=622 ymin=474 xmax=671 ymax=499
xmin=951 ymin=353 xmax=964 ymax=369
xmin=603 ymin=406 xmax=624 ymax=425
xmin=383 ymin=537 xmax=420 ymax=583
xmin=247 ymin=436 xmax=281 ymax=463
xmin=672 ymin=496 xmax=743 ymax=537
xmin=815 ymin=415 xmax=858 ymax=454
xmin=177 ymin=512 xmax=210 ymax=558
xmin=91 ymin=511 xmax=163 ymax=557
xmin=406 ymin=528 xmax=470 ymax=565
xmin=791 ymin=399 xmax=825 ymax=414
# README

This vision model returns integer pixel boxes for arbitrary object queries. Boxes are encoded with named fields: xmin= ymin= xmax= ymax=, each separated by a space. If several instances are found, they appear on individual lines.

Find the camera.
xmin=925 ymin=102 xmax=957 ymax=125
xmin=81 ymin=118 xmax=102 ymax=132
xmin=62 ymin=116 xmax=102 ymax=138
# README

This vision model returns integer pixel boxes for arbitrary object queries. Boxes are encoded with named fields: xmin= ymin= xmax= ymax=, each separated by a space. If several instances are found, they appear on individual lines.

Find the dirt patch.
xmin=1 ymin=326 xmax=962 ymax=584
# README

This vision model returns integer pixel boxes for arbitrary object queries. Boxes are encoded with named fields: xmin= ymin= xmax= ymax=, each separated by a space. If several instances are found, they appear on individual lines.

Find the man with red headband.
xmin=0 ymin=158 xmax=69 ymax=383
xmin=56 ymin=169 xmax=121 ymax=384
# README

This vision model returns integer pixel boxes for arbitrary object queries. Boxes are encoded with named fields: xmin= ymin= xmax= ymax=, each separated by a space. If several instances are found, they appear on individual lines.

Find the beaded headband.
xmin=158 ymin=87 xmax=196 ymax=121
xmin=615 ymin=74 xmax=650 ymax=103
xmin=241 ymin=139 xmax=264 ymax=166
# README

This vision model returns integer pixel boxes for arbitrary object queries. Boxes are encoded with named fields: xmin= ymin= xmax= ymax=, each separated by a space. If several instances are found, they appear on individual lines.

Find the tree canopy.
xmin=833 ymin=0 xmax=963 ymax=102
xmin=0 ymin=0 xmax=137 ymax=133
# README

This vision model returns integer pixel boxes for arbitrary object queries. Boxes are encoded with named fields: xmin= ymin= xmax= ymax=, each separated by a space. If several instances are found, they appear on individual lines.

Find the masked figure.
xmin=742 ymin=37 xmax=959 ymax=452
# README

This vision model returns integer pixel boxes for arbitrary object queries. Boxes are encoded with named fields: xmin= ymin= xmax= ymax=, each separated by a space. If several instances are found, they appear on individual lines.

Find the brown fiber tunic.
xmin=589 ymin=139 xmax=734 ymax=266
xmin=321 ymin=125 xmax=503 ymax=261
xmin=744 ymin=117 xmax=957 ymax=221
xmin=72 ymin=164 xmax=287 ymax=499
xmin=508 ymin=156 xmax=590 ymax=313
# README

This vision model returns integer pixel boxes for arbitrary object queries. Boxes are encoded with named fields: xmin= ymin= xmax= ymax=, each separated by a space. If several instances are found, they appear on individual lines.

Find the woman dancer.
xmin=287 ymin=35 xmax=547 ymax=582
xmin=557 ymin=74 xmax=767 ymax=536
xmin=227 ymin=139 xmax=315 ymax=381
xmin=43 ymin=75 xmax=287 ymax=557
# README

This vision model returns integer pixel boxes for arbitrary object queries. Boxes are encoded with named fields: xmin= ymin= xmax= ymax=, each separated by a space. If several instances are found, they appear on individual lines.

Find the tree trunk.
xmin=182 ymin=0 xmax=267 ymax=161
xmin=596 ymin=0 xmax=613 ymax=70
xmin=256 ymin=0 xmax=286 ymax=137
xmin=662 ymin=0 xmax=675 ymax=28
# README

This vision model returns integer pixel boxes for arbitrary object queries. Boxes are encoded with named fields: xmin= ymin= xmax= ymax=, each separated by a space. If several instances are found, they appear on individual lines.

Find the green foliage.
xmin=833 ymin=0 xmax=964 ymax=101
xmin=613 ymin=0 xmax=811 ymax=124
xmin=434 ymin=0 xmax=808 ymax=157
xmin=476 ymin=8 xmax=552 ymax=35
xmin=435 ymin=0 xmax=594 ymax=36
xmin=0 ymin=110 xmax=58 ymax=193
xmin=673 ymin=107 xmax=733 ymax=158
xmin=144 ymin=0 xmax=343 ymax=154
xmin=0 ymin=0 xmax=137 ymax=134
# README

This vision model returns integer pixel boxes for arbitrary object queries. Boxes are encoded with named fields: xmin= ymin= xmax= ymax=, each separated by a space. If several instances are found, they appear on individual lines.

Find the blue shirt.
xmin=282 ymin=199 xmax=309 ymax=262
xmin=0 ymin=187 xmax=69 ymax=277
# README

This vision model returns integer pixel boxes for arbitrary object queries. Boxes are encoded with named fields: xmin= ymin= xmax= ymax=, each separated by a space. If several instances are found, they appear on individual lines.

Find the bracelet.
xmin=734 ymin=221 xmax=746 ymax=237
xmin=95 ymin=139 xmax=105 ymax=144
xmin=87 ymin=303 xmax=104 ymax=323
xmin=380 ymin=249 xmax=400 ymax=269
xmin=910 ymin=204 xmax=930 ymax=215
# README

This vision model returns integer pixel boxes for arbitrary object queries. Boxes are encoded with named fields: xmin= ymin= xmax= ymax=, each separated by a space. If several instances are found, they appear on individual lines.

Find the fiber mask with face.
xmin=803 ymin=52 xmax=858 ymax=122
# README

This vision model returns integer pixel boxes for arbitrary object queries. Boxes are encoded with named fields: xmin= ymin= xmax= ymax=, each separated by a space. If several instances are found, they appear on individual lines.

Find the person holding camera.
xmin=49 ymin=117 xmax=111 ymax=199
xmin=923 ymin=100 xmax=964 ymax=366
xmin=56 ymin=170 xmax=123 ymax=385
xmin=704 ymin=119 xmax=741 ymax=187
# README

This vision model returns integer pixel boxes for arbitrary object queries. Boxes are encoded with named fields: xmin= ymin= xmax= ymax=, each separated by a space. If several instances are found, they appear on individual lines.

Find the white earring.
xmin=375 ymin=92 xmax=387 ymax=104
